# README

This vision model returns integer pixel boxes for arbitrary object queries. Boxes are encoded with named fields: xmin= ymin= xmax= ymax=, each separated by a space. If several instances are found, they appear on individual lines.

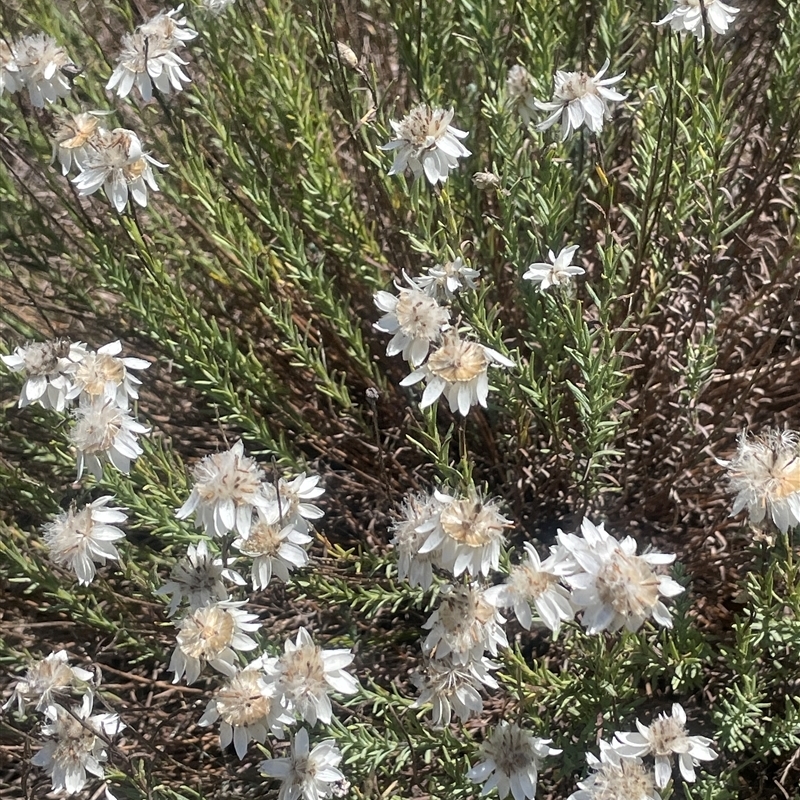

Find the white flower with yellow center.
xmin=263 ymin=472 xmax=325 ymax=533
xmin=423 ymin=583 xmax=507 ymax=664
xmin=176 ymin=440 xmax=272 ymax=539
xmin=42 ymin=497 xmax=127 ymax=586
xmin=381 ymin=104 xmax=471 ymax=185
xmin=265 ymin=627 xmax=359 ymax=726
xmin=374 ymin=278 xmax=450 ymax=366
xmin=390 ymin=490 xmax=446 ymax=590
xmin=558 ymin=519 xmax=684 ymax=635
xmin=468 ymin=722 xmax=562 ymax=800
xmin=569 ymin=741 xmax=661 ymax=800
xmin=656 ymin=0 xmax=739 ymax=39
xmin=401 ymin=331 xmax=515 ymax=416
xmin=484 ymin=543 xmax=575 ymax=634
xmin=419 ymin=489 xmax=509 ymax=578
xmin=66 ymin=340 xmax=150 ymax=409
xmin=3 ymin=650 xmax=94 ymax=715
xmin=14 ymin=33 xmax=77 ymax=107
xmin=535 ymin=60 xmax=627 ymax=140
xmin=169 ymin=600 xmax=260 ymax=684
xmin=506 ymin=64 xmax=539 ymax=125
xmin=31 ymin=694 xmax=124 ymax=796
xmin=717 ymin=429 xmax=800 ymax=533
xmin=69 ymin=399 xmax=149 ymax=480
xmin=614 ymin=703 xmax=718 ymax=788
xmin=51 ymin=112 xmax=104 ymax=175
xmin=234 ymin=516 xmax=311 ymax=590
xmin=260 ymin=727 xmax=345 ymax=800
xmin=412 ymin=654 xmax=498 ymax=727
xmin=523 ymin=245 xmax=585 ymax=292
xmin=155 ymin=540 xmax=245 ymax=616
xmin=2 ymin=338 xmax=87 ymax=411
xmin=199 ymin=662 xmax=292 ymax=759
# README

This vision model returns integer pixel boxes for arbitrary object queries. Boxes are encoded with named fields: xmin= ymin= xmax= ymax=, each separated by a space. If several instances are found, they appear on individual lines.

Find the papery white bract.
xmin=506 ymin=64 xmax=539 ymax=125
xmin=414 ymin=257 xmax=481 ymax=300
xmin=523 ymin=245 xmax=585 ymax=292
xmin=263 ymin=472 xmax=325 ymax=534
xmin=468 ymin=722 xmax=561 ymax=800
xmin=233 ymin=517 xmax=311 ymax=590
xmin=169 ymin=601 xmax=260 ymax=684
xmin=176 ymin=440 xmax=271 ymax=539
xmin=203 ymin=0 xmax=237 ymax=14
xmin=14 ymin=33 xmax=77 ymax=107
xmin=656 ymin=0 xmax=739 ymax=39
xmin=3 ymin=651 xmax=94 ymax=715
xmin=717 ymin=429 xmax=800 ymax=533
xmin=390 ymin=490 xmax=446 ymax=590
xmin=380 ymin=104 xmax=471 ymax=185
xmin=558 ymin=519 xmax=684 ymax=634
xmin=198 ymin=662 xmax=292 ymax=759
xmin=69 ymin=399 xmax=149 ymax=480
xmin=401 ymin=331 xmax=515 ymax=416
xmin=265 ymin=627 xmax=359 ymax=726
xmin=569 ymin=741 xmax=661 ymax=800
xmin=259 ymin=727 xmax=345 ymax=800
xmin=613 ymin=703 xmax=718 ymax=788
xmin=1 ymin=338 xmax=87 ymax=411
xmin=43 ymin=497 xmax=127 ymax=586
xmin=535 ymin=60 xmax=627 ymax=140
xmin=66 ymin=340 xmax=150 ymax=409
xmin=0 ymin=40 xmax=22 ymax=96
xmin=31 ymin=694 xmax=124 ymax=796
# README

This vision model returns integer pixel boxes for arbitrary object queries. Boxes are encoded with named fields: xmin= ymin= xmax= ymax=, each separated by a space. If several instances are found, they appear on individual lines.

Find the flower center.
xmin=594 ymin=760 xmax=655 ymax=800
xmin=75 ymin=354 xmax=125 ymax=397
xmin=216 ymin=671 xmax=271 ymax=727
xmin=240 ymin=519 xmax=283 ymax=557
xmin=179 ymin=607 xmax=235 ymax=660
xmin=510 ymin=563 xmax=557 ymax=599
xmin=440 ymin=499 xmax=503 ymax=546
xmin=559 ymin=72 xmax=595 ymax=100
xmin=595 ymin=552 xmax=660 ymax=617
xmin=281 ymin=646 xmax=327 ymax=690
xmin=394 ymin=291 xmax=447 ymax=340
xmin=649 ymin=716 xmax=687 ymax=757
xmin=427 ymin=339 xmax=487 ymax=383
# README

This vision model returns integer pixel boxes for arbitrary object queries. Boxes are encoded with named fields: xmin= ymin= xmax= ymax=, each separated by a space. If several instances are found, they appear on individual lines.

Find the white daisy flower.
xmin=107 ymin=7 xmax=197 ymax=101
xmin=412 ymin=654 xmax=498 ymax=727
xmin=51 ymin=112 xmax=104 ymax=176
xmin=717 ymin=429 xmax=800 ymax=533
xmin=484 ymin=543 xmax=575 ymax=634
xmin=468 ymin=722 xmax=562 ymax=800
xmin=523 ymin=245 xmax=585 ymax=292
xmin=13 ymin=33 xmax=77 ymax=107
xmin=374 ymin=278 xmax=450 ymax=366
xmin=203 ymin=0 xmax=237 ymax=14
xmin=423 ymin=583 xmax=507 ymax=664
xmin=506 ymin=64 xmax=538 ymax=125
xmin=569 ymin=741 xmax=661 ymax=800
xmin=414 ymin=257 xmax=481 ymax=300
xmin=656 ymin=0 xmax=739 ymax=39
xmin=265 ymin=627 xmax=359 ymax=726
xmin=260 ymin=727 xmax=345 ymax=800
xmin=401 ymin=331 xmax=515 ymax=416
xmin=69 ymin=399 xmax=149 ymax=481
xmin=613 ymin=703 xmax=718 ymax=788
xmin=390 ymin=490 xmax=446 ymax=590
xmin=31 ymin=694 xmax=124 ymax=796
xmin=42 ymin=497 xmax=127 ymax=586
xmin=233 ymin=516 xmax=311 ymax=590
xmin=535 ymin=59 xmax=627 ymax=140
xmin=0 ymin=40 xmax=22 ymax=96
xmin=3 ymin=650 xmax=95 ymax=715
xmin=1 ymin=338 xmax=87 ymax=411
xmin=73 ymin=128 xmax=167 ymax=213
xmin=380 ymin=104 xmax=471 ymax=185
xmin=169 ymin=600 xmax=261 ymax=685
xmin=66 ymin=340 xmax=150 ymax=409
xmin=155 ymin=539 xmax=245 ymax=617
xmin=176 ymin=440 xmax=272 ymax=539
xmin=198 ymin=662 xmax=292 ymax=759
xmin=558 ymin=518 xmax=684 ymax=635
xmin=263 ymin=472 xmax=325 ymax=534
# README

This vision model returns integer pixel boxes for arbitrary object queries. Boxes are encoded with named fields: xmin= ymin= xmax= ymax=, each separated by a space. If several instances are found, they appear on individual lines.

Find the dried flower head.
xmin=14 ymin=33 xmax=77 ymax=107
xmin=3 ymin=651 xmax=94 ymax=715
xmin=176 ymin=440 xmax=272 ymax=539
xmin=468 ymin=722 xmax=562 ymax=800
xmin=569 ymin=741 xmax=661 ymax=800
xmin=51 ymin=112 xmax=104 ymax=175
xmin=401 ymin=331 xmax=515 ymax=416
xmin=535 ymin=59 xmax=627 ymax=140
xmin=506 ymin=64 xmax=538 ymax=125
xmin=614 ymin=703 xmax=718 ymax=788
xmin=523 ymin=245 xmax=585 ymax=292
xmin=718 ymin=429 xmax=800 ymax=533
xmin=390 ymin=490 xmax=446 ymax=590
xmin=381 ymin=104 xmax=471 ymax=185
xmin=233 ymin=517 xmax=311 ymax=590
xmin=42 ymin=497 xmax=127 ymax=585
xmin=656 ymin=0 xmax=739 ymax=39
xmin=334 ymin=41 xmax=360 ymax=71
xmin=558 ymin=519 xmax=684 ymax=635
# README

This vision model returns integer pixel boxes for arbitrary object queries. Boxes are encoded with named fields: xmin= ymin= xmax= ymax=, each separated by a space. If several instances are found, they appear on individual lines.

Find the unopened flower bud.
xmin=335 ymin=41 xmax=359 ymax=71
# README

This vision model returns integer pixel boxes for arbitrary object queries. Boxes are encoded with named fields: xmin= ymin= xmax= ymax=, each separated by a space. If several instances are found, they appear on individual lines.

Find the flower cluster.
xmin=5 ymin=652 xmax=123 ymax=797
xmin=374 ymin=268 xmax=514 ymax=416
xmin=0 ymin=32 xmax=78 ymax=107
xmin=107 ymin=6 xmax=198 ymax=101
